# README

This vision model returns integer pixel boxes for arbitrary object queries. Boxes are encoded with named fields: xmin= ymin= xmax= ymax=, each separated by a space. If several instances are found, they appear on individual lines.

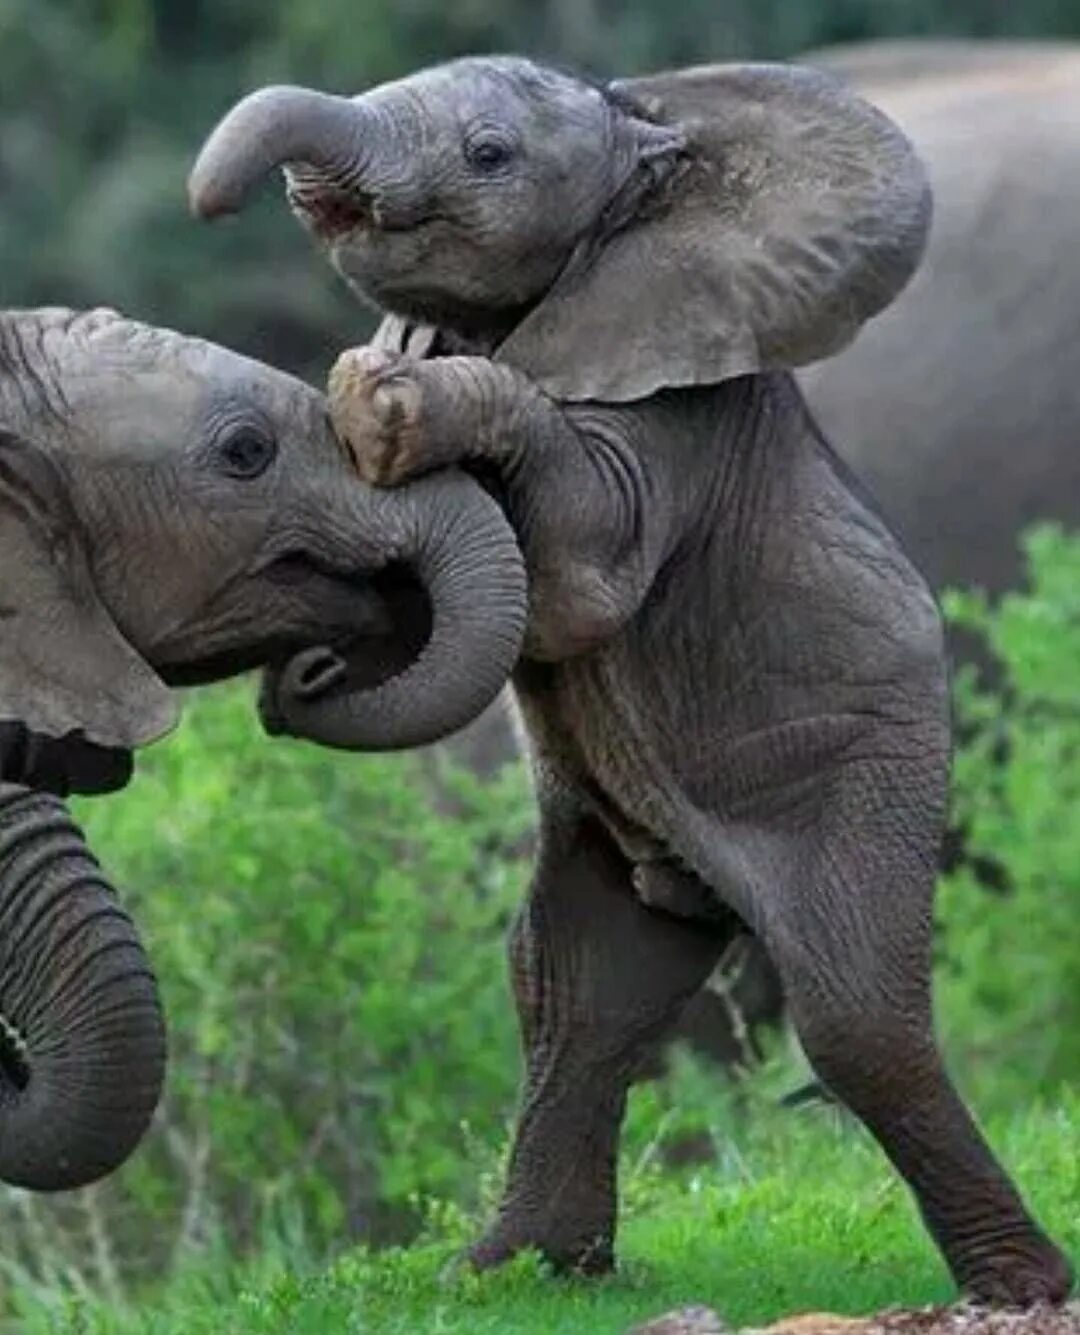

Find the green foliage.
xmin=0 ymin=685 xmax=531 ymax=1297
xmin=13 ymin=1093 xmax=1080 ymax=1332
xmin=936 ymin=527 xmax=1080 ymax=1103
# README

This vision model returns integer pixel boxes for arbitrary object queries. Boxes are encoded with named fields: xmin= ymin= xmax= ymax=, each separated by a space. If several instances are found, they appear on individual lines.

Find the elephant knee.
xmin=793 ymin=992 xmax=939 ymax=1108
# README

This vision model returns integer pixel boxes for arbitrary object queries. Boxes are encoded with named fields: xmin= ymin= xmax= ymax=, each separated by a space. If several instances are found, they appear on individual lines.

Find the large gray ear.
xmin=496 ymin=63 xmax=931 ymax=404
xmin=0 ymin=430 xmax=177 ymax=753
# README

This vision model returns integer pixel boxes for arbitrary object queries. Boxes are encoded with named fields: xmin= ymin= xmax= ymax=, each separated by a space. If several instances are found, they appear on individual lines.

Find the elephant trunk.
xmin=0 ymin=785 xmax=165 ymax=1191
xmin=264 ymin=472 xmax=527 ymax=751
xmin=188 ymin=86 xmax=373 ymax=218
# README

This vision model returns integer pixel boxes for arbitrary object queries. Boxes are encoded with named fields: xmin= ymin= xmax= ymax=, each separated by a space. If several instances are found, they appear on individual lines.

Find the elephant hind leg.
xmin=755 ymin=765 xmax=1072 ymax=1307
xmin=470 ymin=782 xmax=728 ymax=1275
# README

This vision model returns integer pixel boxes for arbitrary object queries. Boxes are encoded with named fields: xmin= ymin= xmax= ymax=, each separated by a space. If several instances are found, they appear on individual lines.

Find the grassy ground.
xmin=20 ymin=1089 xmax=1079 ymax=1335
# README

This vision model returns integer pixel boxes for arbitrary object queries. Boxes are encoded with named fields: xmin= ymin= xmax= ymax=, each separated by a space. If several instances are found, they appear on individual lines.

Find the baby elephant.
xmin=192 ymin=58 xmax=1073 ymax=1304
xmin=0 ymin=306 xmax=524 ymax=1194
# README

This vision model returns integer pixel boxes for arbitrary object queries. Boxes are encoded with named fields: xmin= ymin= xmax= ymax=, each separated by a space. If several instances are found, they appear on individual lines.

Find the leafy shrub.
xmin=0 ymin=684 xmax=532 ymax=1302
xmin=937 ymin=526 xmax=1080 ymax=1102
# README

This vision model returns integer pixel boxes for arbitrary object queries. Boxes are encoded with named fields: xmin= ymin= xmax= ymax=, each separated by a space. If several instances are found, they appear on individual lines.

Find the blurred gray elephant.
xmin=0 ymin=306 xmax=524 ymax=1196
xmin=801 ymin=38 xmax=1080 ymax=597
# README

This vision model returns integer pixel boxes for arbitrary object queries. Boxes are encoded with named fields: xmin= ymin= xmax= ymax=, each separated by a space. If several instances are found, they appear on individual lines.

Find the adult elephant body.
xmin=193 ymin=54 xmax=1072 ymax=1303
xmin=800 ymin=39 xmax=1080 ymax=598
xmin=0 ymin=307 xmax=525 ymax=1193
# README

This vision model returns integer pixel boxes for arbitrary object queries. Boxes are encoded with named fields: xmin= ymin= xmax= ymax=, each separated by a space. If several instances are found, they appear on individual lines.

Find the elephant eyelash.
xmin=213 ymin=427 xmax=278 ymax=480
xmin=462 ymin=129 xmax=518 ymax=173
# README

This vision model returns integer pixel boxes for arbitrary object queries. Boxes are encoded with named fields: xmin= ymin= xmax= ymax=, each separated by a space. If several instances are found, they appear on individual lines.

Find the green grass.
xmin=22 ymin=1088 xmax=1079 ymax=1334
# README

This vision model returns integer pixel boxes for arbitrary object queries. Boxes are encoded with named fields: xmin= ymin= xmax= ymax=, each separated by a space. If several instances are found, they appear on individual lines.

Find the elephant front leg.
xmin=327 ymin=346 xmax=459 ymax=486
xmin=471 ymin=787 xmax=726 ymax=1274
xmin=327 ymin=345 xmax=553 ymax=492
xmin=326 ymin=347 xmax=675 ymax=661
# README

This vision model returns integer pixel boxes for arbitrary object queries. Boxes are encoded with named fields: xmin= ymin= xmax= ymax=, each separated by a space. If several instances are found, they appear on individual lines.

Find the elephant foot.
xmin=328 ymin=347 xmax=440 ymax=488
xmin=957 ymin=1232 xmax=1073 ymax=1308
xmin=467 ymin=1216 xmax=615 ymax=1277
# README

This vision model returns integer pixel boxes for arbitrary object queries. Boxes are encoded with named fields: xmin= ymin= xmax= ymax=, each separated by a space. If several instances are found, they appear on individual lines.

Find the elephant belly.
xmin=511 ymin=624 xmax=946 ymax=931
xmin=511 ymin=651 xmax=729 ymax=889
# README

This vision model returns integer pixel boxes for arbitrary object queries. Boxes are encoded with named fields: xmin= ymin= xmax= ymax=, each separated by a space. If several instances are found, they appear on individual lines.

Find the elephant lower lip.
xmin=261 ymin=561 xmax=434 ymax=719
xmin=288 ymin=189 xmax=372 ymax=240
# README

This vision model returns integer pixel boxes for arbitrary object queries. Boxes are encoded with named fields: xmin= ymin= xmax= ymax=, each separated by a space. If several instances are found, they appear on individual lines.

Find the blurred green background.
xmin=1 ymin=1 xmax=1078 ymax=1326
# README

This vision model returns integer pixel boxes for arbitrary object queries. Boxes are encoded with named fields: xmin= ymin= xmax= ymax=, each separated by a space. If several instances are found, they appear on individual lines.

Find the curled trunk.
xmin=262 ymin=472 xmax=528 ymax=751
xmin=0 ymin=785 xmax=165 ymax=1191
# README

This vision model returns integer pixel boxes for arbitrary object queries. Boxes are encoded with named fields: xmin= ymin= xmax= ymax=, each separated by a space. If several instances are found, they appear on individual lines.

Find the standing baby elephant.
xmin=192 ymin=58 xmax=1073 ymax=1304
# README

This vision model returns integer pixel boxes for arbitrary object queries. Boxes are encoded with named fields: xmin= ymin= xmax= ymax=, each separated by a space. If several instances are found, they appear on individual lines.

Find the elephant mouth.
xmin=286 ymin=177 xmax=446 ymax=243
xmin=259 ymin=563 xmax=432 ymax=729
xmin=158 ymin=552 xmax=404 ymax=688
xmin=286 ymin=177 xmax=374 ymax=240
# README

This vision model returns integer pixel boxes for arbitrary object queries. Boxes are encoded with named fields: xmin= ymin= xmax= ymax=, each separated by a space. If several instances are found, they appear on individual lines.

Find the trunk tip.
xmin=187 ymin=167 xmax=238 ymax=220
xmin=187 ymin=83 xmax=325 ymax=221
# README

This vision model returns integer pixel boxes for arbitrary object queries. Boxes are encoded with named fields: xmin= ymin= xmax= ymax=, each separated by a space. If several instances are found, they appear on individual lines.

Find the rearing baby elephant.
xmin=192 ymin=58 xmax=1073 ymax=1304
xmin=0 ymin=306 xmax=525 ymax=1193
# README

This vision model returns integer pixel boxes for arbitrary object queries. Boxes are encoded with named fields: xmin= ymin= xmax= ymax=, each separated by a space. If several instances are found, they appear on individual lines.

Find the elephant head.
xmin=189 ymin=56 xmax=930 ymax=401
xmin=0 ymin=306 xmax=525 ymax=1191
xmin=0 ymin=307 xmax=525 ymax=760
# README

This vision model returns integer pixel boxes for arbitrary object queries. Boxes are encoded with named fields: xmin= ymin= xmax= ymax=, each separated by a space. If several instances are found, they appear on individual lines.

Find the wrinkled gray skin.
xmin=191 ymin=56 xmax=1072 ymax=1304
xmin=0 ymin=307 xmax=525 ymax=1193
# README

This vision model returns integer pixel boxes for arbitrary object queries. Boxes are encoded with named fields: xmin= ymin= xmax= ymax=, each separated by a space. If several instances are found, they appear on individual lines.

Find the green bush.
xmin=0 ymin=685 xmax=532 ymax=1306
xmin=936 ymin=526 xmax=1080 ymax=1103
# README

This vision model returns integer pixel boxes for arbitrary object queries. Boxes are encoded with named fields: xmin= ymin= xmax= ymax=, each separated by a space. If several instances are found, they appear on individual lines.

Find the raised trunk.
xmin=188 ymin=86 xmax=370 ymax=218
xmin=262 ymin=472 xmax=528 ymax=751
xmin=0 ymin=785 xmax=165 ymax=1190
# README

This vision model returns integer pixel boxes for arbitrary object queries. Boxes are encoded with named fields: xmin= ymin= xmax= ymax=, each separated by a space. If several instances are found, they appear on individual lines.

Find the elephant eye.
xmin=216 ymin=428 xmax=277 ymax=480
xmin=464 ymin=133 xmax=516 ymax=174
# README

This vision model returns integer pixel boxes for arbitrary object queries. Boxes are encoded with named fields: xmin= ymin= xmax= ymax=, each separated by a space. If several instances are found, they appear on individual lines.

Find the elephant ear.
xmin=0 ymin=429 xmax=177 ymax=763
xmin=496 ymin=63 xmax=931 ymax=403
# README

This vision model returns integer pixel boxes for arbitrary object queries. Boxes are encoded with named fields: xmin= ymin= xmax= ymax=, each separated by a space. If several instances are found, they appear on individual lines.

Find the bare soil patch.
xmin=630 ymin=1303 xmax=1080 ymax=1335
